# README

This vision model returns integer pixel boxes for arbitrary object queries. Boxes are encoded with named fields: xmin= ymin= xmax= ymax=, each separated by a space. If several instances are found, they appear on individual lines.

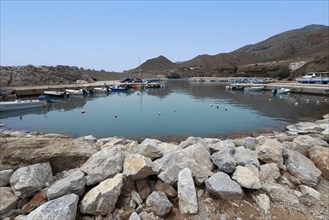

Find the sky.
xmin=1 ymin=0 xmax=328 ymax=72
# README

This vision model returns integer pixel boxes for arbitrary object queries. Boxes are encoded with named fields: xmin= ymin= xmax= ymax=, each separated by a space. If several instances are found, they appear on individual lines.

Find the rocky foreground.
xmin=0 ymin=114 xmax=329 ymax=220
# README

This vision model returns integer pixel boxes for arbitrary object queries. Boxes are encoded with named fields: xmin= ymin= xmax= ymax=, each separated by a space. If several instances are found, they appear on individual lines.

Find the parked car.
xmin=302 ymin=72 xmax=317 ymax=79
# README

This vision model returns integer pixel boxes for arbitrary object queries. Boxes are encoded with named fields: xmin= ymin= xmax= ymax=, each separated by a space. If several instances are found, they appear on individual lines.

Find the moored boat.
xmin=0 ymin=99 xmax=47 ymax=111
xmin=65 ymin=89 xmax=89 ymax=95
xmin=93 ymin=87 xmax=110 ymax=93
xmin=110 ymin=85 xmax=128 ymax=92
xmin=43 ymin=91 xmax=68 ymax=97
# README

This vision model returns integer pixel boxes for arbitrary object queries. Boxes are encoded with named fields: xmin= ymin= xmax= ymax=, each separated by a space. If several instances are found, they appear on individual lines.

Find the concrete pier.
xmin=230 ymin=83 xmax=329 ymax=96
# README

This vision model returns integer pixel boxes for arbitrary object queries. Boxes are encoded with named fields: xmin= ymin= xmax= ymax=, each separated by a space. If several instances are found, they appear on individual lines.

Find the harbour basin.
xmin=1 ymin=80 xmax=328 ymax=141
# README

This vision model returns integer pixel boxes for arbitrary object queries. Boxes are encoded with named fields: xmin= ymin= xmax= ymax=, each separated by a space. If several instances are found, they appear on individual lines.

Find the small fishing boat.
xmin=43 ymin=91 xmax=68 ymax=97
xmin=110 ymin=85 xmax=128 ymax=92
xmin=93 ymin=87 xmax=110 ymax=93
xmin=65 ymin=89 xmax=86 ymax=95
xmin=0 ymin=99 xmax=47 ymax=111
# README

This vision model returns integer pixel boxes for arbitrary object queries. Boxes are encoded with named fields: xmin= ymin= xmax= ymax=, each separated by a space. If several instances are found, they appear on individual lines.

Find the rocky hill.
xmin=0 ymin=65 xmax=97 ymax=87
xmin=132 ymin=24 xmax=329 ymax=78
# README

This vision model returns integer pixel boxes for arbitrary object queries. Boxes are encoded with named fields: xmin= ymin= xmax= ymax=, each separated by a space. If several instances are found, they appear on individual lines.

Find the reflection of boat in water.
xmin=0 ymin=99 xmax=47 ymax=111
xmin=0 ymin=104 xmax=50 ymax=119
xmin=243 ymin=86 xmax=264 ymax=92
xmin=272 ymin=88 xmax=290 ymax=95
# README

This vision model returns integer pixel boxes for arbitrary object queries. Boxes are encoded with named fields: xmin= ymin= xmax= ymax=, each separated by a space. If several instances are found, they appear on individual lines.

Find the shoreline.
xmin=1 ymin=78 xmax=329 ymax=98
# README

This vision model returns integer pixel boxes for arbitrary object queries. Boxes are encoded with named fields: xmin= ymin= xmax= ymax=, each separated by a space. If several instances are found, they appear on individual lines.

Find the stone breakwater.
xmin=0 ymin=114 xmax=328 ymax=220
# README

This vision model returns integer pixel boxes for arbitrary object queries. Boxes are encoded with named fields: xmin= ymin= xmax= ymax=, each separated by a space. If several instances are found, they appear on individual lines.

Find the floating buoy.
xmin=174 ymin=109 xmax=176 ymax=112
xmin=210 ymin=104 xmax=213 ymax=107
xmin=216 ymin=104 xmax=219 ymax=109
xmin=158 ymin=112 xmax=161 ymax=115
xmin=115 ymin=114 xmax=118 ymax=118
xmin=294 ymin=102 xmax=298 ymax=106
xmin=81 ymin=109 xmax=86 ymax=113
xmin=306 ymin=99 xmax=310 ymax=103
xmin=225 ymin=107 xmax=228 ymax=111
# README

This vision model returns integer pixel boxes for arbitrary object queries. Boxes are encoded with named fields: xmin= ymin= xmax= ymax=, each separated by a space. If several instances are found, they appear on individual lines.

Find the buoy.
xmin=306 ymin=99 xmax=310 ymax=103
xmin=210 ymin=104 xmax=213 ymax=107
xmin=158 ymin=112 xmax=161 ymax=115
xmin=268 ymin=98 xmax=272 ymax=101
xmin=115 ymin=114 xmax=118 ymax=118
xmin=294 ymin=102 xmax=298 ymax=106
xmin=81 ymin=109 xmax=86 ymax=113
xmin=225 ymin=107 xmax=228 ymax=111
xmin=216 ymin=104 xmax=219 ymax=109
xmin=174 ymin=109 xmax=176 ymax=112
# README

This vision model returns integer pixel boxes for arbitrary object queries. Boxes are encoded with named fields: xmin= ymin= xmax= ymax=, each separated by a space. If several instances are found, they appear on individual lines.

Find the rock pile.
xmin=0 ymin=114 xmax=328 ymax=220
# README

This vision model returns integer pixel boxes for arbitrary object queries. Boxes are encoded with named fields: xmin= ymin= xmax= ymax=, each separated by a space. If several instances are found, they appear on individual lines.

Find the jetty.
xmin=227 ymin=82 xmax=329 ymax=96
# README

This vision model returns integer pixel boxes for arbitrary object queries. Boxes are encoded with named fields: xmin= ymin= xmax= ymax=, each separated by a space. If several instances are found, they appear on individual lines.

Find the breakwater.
xmin=1 ymin=114 xmax=328 ymax=219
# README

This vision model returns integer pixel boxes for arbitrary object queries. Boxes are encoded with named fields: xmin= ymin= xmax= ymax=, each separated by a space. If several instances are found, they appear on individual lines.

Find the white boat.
xmin=93 ymin=87 xmax=109 ymax=93
xmin=43 ymin=91 xmax=67 ymax=97
xmin=65 ymin=89 xmax=85 ymax=95
xmin=0 ymin=99 xmax=46 ymax=111
xmin=296 ymin=72 xmax=329 ymax=84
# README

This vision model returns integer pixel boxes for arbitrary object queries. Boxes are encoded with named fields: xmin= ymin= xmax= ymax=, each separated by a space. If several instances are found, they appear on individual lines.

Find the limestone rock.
xmin=262 ymin=183 xmax=299 ymax=205
xmin=135 ymin=179 xmax=151 ymax=200
xmin=307 ymin=146 xmax=329 ymax=180
xmin=0 ymin=169 xmax=13 ymax=187
xmin=154 ymin=144 xmax=213 ymax=185
xmin=129 ymin=212 xmax=141 ymax=220
xmin=0 ymin=135 xmax=98 ymax=173
xmin=80 ymin=147 xmax=124 ymax=185
xmin=211 ymin=146 xmax=236 ymax=173
xmin=0 ymin=187 xmax=18 ymax=215
xmin=234 ymin=137 xmax=258 ymax=150
xmin=293 ymin=135 xmax=328 ymax=155
xmin=233 ymin=146 xmax=260 ymax=168
xmin=134 ymin=142 xmax=163 ymax=160
xmin=252 ymin=194 xmax=270 ymax=213
xmin=177 ymin=168 xmax=198 ymax=214
xmin=80 ymin=174 xmax=124 ymax=215
xmin=208 ymin=139 xmax=235 ymax=152
xmin=232 ymin=166 xmax=261 ymax=189
xmin=10 ymin=162 xmax=54 ymax=198
xmin=256 ymin=139 xmax=284 ymax=168
xmin=155 ymin=180 xmax=177 ymax=198
xmin=145 ymin=191 xmax=173 ymax=217
xmin=283 ymin=149 xmax=321 ymax=187
xmin=123 ymin=154 xmax=157 ymax=179
xmin=47 ymin=170 xmax=85 ymax=200
xmin=299 ymin=185 xmax=321 ymax=206
xmin=205 ymin=172 xmax=243 ymax=200
xmin=259 ymin=163 xmax=280 ymax=184
xmin=15 ymin=193 xmax=79 ymax=220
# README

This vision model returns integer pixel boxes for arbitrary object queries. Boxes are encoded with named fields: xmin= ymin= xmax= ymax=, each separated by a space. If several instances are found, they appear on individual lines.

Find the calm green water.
xmin=1 ymin=80 xmax=328 ymax=141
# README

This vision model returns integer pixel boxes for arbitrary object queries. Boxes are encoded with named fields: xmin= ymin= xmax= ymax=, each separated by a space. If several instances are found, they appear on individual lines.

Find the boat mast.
xmin=138 ymin=54 xmax=142 ymax=78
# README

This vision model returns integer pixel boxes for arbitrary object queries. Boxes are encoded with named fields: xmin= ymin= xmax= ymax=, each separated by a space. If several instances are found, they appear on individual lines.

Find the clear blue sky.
xmin=1 ymin=0 xmax=328 ymax=72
